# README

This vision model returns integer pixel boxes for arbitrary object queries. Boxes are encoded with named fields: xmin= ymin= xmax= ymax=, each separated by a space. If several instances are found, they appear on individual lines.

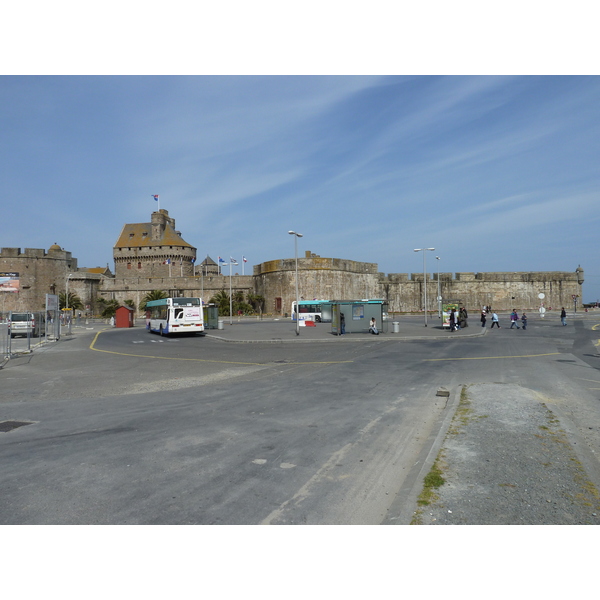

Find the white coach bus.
xmin=145 ymin=297 xmax=204 ymax=336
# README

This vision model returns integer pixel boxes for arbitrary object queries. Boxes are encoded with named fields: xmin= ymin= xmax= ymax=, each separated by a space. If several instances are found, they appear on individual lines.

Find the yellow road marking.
xmin=576 ymin=378 xmax=600 ymax=384
xmin=424 ymin=352 xmax=561 ymax=362
xmin=89 ymin=330 xmax=353 ymax=365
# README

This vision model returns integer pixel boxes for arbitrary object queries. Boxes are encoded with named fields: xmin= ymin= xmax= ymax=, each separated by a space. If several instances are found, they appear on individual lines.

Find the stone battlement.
xmin=1 ymin=246 xmax=73 ymax=260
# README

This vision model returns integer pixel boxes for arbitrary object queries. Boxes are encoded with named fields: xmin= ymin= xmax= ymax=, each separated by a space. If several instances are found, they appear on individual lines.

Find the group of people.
xmin=341 ymin=305 xmax=569 ymax=336
xmin=479 ymin=306 xmax=568 ymax=329
xmin=447 ymin=307 xmax=468 ymax=331
xmin=480 ymin=308 xmax=527 ymax=329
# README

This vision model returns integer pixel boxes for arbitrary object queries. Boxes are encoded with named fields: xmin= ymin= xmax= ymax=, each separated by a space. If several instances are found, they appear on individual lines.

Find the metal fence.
xmin=1 ymin=310 xmax=63 ymax=358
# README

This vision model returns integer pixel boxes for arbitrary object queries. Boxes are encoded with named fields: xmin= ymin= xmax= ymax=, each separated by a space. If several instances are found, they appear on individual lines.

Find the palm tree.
xmin=139 ymin=289 xmax=168 ymax=311
xmin=96 ymin=297 xmax=120 ymax=318
xmin=247 ymin=293 xmax=265 ymax=315
xmin=59 ymin=292 xmax=83 ymax=311
xmin=209 ymin=289 xmax=230 ymax=316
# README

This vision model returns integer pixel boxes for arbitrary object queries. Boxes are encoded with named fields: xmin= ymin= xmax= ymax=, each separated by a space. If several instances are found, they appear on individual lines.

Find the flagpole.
xmin=229 ymin=262 xmax=233 ymax=325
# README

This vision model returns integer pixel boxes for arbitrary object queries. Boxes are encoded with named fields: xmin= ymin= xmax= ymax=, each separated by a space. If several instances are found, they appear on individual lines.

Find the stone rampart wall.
xmin=0 ymin=247 xmax=77 ymax=312
xmin=256 ymin=259 xmax=584 ymax=315
xmin=99 ymin=274 xmax=255 ymax=313
xmin=2 ymin=245 xmax=584 ymax=318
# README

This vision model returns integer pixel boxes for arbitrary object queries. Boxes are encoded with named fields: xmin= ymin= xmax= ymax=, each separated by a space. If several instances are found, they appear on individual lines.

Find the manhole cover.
xmin=0 ymin=420 xmax=34 ymax=433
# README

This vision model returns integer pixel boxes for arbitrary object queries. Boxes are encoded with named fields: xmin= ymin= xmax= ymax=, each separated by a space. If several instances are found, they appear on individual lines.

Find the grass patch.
xmin=412 ymin=385 xmax=473 ymax=524
xmin=447 ymin=385 xmax=473 ymax=435
xmin=411 ymin=451 xmax=447 ymax=524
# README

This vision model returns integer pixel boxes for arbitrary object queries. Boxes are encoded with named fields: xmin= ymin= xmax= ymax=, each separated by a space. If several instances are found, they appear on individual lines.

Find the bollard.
xmin=392 ymin=321 xmax=400 ymax=333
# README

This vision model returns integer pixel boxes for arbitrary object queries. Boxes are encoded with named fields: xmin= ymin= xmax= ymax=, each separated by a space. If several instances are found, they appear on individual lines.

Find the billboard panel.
xmin=0 ymin=272 xmax=19 ymax=293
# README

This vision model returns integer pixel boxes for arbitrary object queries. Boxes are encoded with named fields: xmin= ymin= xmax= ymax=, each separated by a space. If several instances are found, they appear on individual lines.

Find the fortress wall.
xmin=254 ymin=257 xmax=584 ymax=315
xmin=253 ymin=254 xmax=381 ymax=314
xmin=381 ymin=273 xmax=581 ymax=313
xmin=2 ymin=239 xmax=584 ymax=317
xmin=0 ymin=247 xmax=77 ymax=312
xmin=100 ymin=274 xmax=254 ymax=314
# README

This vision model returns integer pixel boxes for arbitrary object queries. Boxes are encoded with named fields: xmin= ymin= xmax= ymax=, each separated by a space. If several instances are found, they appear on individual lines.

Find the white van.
xmin=10 ymin=312 xmax=37 ymax=337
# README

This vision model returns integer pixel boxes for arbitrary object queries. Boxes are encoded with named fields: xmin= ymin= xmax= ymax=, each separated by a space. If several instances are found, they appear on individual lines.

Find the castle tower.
xmin=113 ymin=209 xmax=197 ymax=278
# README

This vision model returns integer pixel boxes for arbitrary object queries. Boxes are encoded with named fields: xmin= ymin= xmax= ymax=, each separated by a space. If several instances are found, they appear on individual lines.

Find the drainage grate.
xmin=0 ymin=420 xmax=34 ymax=433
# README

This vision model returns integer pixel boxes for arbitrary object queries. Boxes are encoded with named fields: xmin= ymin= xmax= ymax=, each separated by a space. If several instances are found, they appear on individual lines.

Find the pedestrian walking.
xmin=480 ymin=310 xmax=487 ymax=327
xmin=521 ymin=312 xmax=527 ymax=330
xmin=340 ymin=312 xmax=346 ymax=335
xmin=561 ymin=307 xmax=567 ymax=326
xmin=491 ymin=312 xmax=500 ymax=328
xmin=510 ymin=309 xmax=520 ymax=329
xmin=459 ymin=306 xmax=468 ymax=328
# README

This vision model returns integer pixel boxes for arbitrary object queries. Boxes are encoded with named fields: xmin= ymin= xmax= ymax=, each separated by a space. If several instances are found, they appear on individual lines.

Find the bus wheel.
xmin=159 ymin=326 xmax=165 ymax=336
xmin=315 ymin=315 xmax=321 ymax=322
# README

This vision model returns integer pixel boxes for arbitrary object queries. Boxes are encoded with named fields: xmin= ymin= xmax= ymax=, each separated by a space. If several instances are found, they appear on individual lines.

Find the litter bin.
xmin=218 ymin=319 xmax=224 ymax=330
xmin=392 ymin=321 xmax=400 ymax=333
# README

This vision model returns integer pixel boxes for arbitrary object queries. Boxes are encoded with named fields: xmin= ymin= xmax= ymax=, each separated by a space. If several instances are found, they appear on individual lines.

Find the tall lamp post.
xmin=229 ymin=258 xmax=238 ymax=325
xmin=414 ymin=248 xmax=435 ymax=326
xmin=65 ymin=273 xmax=75 ymax=310
xmin=289 ymin=230 xmax=303 ymax=336
xmin=64 ymin=273 xmax=75 ymax=335
xmin=435 ymin=256 xmax=441 ymax=319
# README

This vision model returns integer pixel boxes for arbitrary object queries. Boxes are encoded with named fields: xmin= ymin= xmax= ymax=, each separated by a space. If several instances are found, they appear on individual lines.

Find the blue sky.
xmin=2 ymin=75 xmax=599 ymax=301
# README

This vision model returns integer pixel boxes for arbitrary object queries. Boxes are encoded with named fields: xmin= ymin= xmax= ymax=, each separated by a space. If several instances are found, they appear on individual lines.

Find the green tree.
xmin=96 ymin=297 xmax=120 ymax=318
xmin=247 ymin=293 xmax=265 ymax=314
xmin=209 ymin=289 xmax=230 ymax=316
xmin=139 ymin=289 xmax=168 ymax=311
xmin=231 ymin=290 xmax=250 ymax=315
xmin=59 ymin=292 xmax=83 ymax=311
xmin=124 ymin=299 xmax=135 ymax=309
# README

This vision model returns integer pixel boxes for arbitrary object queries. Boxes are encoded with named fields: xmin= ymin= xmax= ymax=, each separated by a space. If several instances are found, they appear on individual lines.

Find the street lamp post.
xmin=64 ymin=273 xmax=75 ymax=335
xmin=414 ymin=248 xmax=435 ymax=326
xmin=65 ymin=273 xmax=74 ymax=311
xmin=436 ymin=256 xmax=441 ymax=319
xmin=229 ymin=258 xmax=239 ymax=326
xmin=289 ymin=230 xmax=303 ymax=336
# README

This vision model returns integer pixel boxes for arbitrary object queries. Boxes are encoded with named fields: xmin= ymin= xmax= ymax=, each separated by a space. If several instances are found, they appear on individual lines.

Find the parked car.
xmin=10 ymin=312 xmax=39 ymax=337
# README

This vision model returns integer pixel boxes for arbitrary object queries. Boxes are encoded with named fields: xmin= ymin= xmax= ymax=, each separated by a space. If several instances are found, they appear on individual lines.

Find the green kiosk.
xmin=327 ymin=299 xmax=388 ymax=335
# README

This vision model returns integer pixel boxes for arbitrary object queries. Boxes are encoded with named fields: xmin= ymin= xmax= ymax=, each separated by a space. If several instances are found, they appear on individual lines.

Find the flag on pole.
xmin=243 ymin=256 xmax=247 ymax=263
xmin=218 ymin=257 xmax=226 ymax=263
xmin=152 ymin=195 xmax=159 ymax=202
xmin=230 ymin=257 xmax=238 ymax=264
xmin=191 ymin=257 xmax=196 ymax=264
xmin=164 ymin=259 xmax=171 ymax=265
